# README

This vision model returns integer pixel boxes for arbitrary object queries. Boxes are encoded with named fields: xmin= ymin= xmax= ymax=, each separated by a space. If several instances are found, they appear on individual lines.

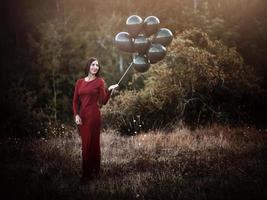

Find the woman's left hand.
xmin=108 ymin=84 xmax=119 ymax=91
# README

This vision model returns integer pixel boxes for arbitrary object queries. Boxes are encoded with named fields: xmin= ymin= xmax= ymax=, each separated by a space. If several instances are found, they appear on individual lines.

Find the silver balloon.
xmin=147 ymin=44 xmax=166 ymax=64
xmin=152 ymin=28 xmax=173 ymax=46
xmin=115 ymin=32 xmax=134 ymax=53
xmin=133 ymin=35 xmax=151 ymax=55
xmin=133 ymin=55 xmax=150 ymax=73
xmin=144 ymin=16 xmax=160 ymax=36
xmin=126 ymin=15 xmax=143 ymax=37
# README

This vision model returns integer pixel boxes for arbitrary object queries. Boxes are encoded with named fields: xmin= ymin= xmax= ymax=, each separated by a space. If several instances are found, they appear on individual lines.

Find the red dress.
xmin=72 ymin=77 xmax=110 ymax=179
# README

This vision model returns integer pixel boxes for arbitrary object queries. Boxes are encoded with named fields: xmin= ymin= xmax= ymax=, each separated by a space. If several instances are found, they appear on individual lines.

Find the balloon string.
xmin=111 ymin=62 xmax=133 ymax=96
xmin=117 ymin=62 xmax=133 ymax=85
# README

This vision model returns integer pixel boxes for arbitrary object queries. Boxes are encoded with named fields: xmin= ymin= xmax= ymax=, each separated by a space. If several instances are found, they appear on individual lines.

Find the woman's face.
xmin=89 ymin=60 xmax=100 ymax=75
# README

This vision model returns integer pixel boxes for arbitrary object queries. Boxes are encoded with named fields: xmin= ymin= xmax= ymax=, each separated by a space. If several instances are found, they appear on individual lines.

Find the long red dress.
xmin=72 ymin=77 xmax=111 ymax=179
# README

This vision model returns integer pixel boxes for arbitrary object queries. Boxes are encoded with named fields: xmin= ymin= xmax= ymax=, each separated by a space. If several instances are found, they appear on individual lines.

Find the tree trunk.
xmin=52 ymin=68 xmax=57 ymax=124
xmin=193 ymin=0 xmax=198 ymax=10
xmin=119 ymin=55 xmax=123 ymax=73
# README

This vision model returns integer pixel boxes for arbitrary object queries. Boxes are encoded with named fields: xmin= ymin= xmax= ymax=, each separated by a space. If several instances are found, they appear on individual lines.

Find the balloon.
xmin=147 ymin=44 xmax=166 ymax=64
xmin=115 ymin=32 xmax=134 ymax=53
xmin=133 ymin=55 xmax=150 ymax=73
xmin=152 ymin=28 xmax=173 ymax=46
xmin=133 ymin=35 xmax=151 ymax=55
xmin=126 ymin=15 xmax=143 ymax=37
xmin=144 ymin=16 xmax=160 ymax=36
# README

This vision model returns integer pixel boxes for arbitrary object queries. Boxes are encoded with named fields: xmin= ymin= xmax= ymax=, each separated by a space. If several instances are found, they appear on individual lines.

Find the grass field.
xmin=1 ymin=125 xmax=267 ymax=200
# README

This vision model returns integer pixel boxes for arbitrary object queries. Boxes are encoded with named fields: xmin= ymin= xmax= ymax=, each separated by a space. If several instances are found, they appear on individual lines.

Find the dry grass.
xmin=1 ymin=125 xmax=267 ymax=200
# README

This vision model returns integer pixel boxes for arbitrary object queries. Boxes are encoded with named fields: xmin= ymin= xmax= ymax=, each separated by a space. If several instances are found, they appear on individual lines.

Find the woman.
xmin=72 ymin=57 xmax=118 ymax=182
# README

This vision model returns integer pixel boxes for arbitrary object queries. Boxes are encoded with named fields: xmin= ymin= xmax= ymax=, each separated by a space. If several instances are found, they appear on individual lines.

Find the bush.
xmin=0 ymin=85 xmax=46 ymax=138
xmin=102 ymin=29 xmax=262 ymax=133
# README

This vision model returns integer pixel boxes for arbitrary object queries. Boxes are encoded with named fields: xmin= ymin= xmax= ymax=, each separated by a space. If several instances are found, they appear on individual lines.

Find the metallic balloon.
xmin=133 ymin=35 xmax=151 ymax=55
xmin=152 ymin=28 xmax=173 ymax=46
xmin=147 ymin=44 xmax=167 ymax=64
xmin=133 ymin=55 xmax=150 ymax=73
xmin=115 ymin=32 xmax=134 ymax=53
xmin=144 ymin=16 xmax=160 ymax=36
xmin=126 ymin=15 xmax=143 ymax=37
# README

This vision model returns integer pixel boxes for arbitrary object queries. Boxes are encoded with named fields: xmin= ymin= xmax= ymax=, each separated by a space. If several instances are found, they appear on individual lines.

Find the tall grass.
xmin=1 ymin=125 xmax=267 ymax=200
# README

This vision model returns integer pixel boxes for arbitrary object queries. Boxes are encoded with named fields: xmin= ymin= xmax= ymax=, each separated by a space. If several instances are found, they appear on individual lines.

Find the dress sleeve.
xmin=99 ymin=78 xmax=111 ymax=106
xmin=72 ymin=79 xmax=80 ymax=117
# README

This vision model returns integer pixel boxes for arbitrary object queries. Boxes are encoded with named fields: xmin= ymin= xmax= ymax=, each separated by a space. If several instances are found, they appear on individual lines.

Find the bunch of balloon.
xmin=114 ymin=15 xmax=173 ymax=85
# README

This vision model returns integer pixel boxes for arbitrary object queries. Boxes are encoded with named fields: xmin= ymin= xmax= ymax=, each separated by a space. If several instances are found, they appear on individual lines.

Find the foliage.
xmin=1 ymin=0 xmax=267 ymax=137
xmin=103 ymin=29 xmax=261 ymax=133
xmin=0 ymin=85 xmax=44 ymax=138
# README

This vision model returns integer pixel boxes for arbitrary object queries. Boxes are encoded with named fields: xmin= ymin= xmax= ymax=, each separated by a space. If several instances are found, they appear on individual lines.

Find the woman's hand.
xmin=108 ymin=84 xmax=119 ymax=91
xmin=75 ymin=115 xmax=82 ymax=125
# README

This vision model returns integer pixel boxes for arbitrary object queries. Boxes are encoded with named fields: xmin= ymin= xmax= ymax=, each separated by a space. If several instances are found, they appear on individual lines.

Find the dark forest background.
xmin=1 ymin=0 xmax=267 ymax=137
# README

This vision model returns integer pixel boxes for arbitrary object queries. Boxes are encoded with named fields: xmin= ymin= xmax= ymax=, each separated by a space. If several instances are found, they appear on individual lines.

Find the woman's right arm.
xmin=72 ymin=80 xmax=80 ymax=118
xmin=73 ymin=80 xmax=82 ymax=125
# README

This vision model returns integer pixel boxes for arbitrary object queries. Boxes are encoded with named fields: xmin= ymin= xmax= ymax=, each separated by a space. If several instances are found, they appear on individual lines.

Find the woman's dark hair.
xmin=85 ymin=57 xmax=101 ymax=77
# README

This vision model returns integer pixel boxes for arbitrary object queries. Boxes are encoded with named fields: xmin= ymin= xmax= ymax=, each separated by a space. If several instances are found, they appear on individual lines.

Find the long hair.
xmin=85 ymin=57 xmax=101 ymax=77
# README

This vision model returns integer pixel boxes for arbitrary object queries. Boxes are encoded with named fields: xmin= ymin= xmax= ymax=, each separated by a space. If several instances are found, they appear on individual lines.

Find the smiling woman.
xmin=72 ymin=57 xmax=118 ymax=183
xmin=85 ymin=58 xmax=101 ymax=77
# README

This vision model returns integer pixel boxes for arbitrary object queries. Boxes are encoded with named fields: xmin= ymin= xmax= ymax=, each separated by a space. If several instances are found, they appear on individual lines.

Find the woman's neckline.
xmin=84 ymin=77 xmax=98 ymax=83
